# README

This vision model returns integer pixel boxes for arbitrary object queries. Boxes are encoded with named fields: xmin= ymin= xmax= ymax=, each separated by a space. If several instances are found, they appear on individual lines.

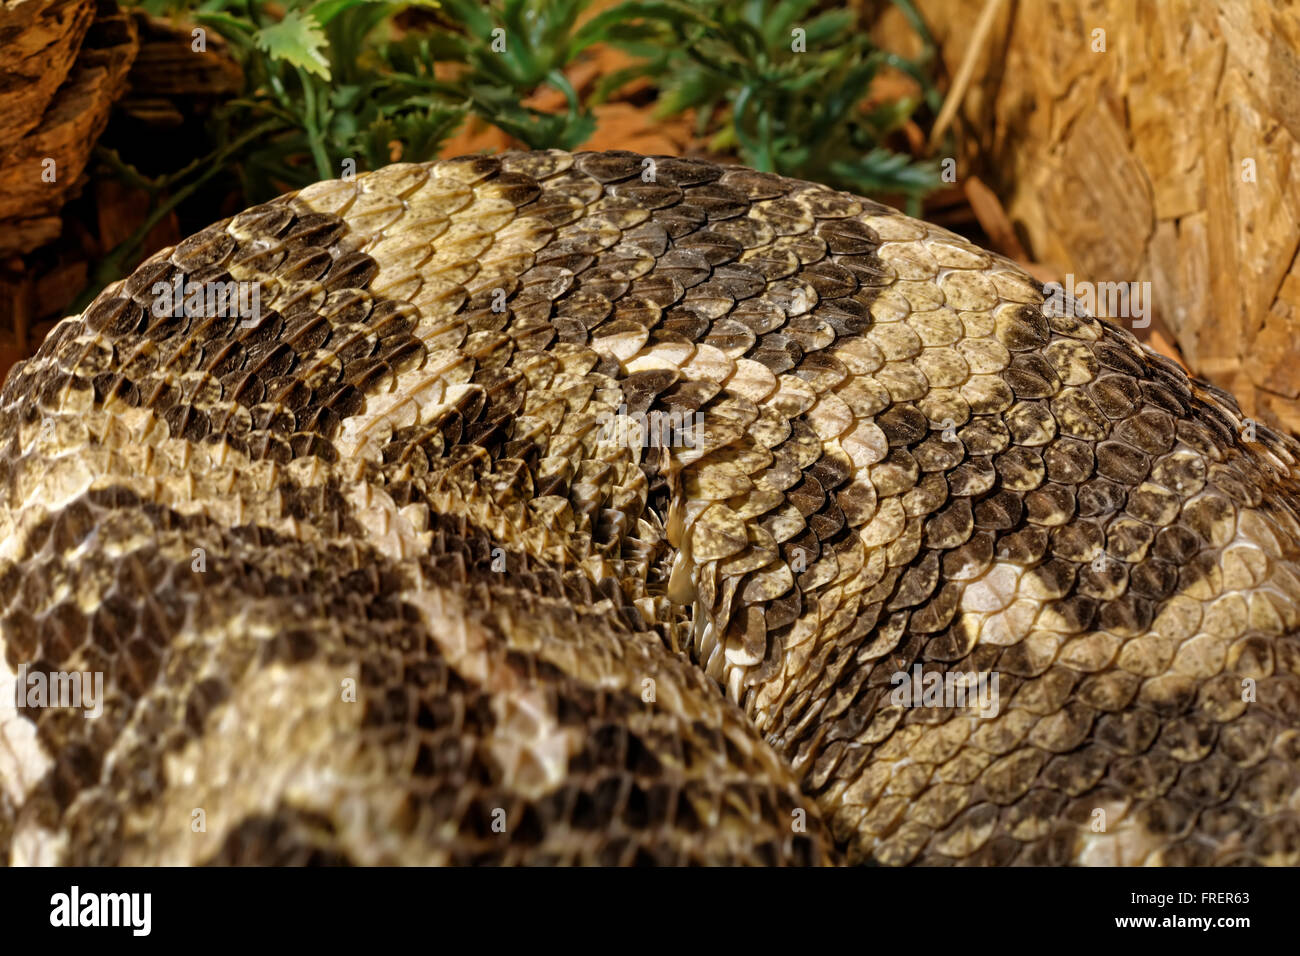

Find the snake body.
xmin=2 ymin=150 xmax=1299 ymax=866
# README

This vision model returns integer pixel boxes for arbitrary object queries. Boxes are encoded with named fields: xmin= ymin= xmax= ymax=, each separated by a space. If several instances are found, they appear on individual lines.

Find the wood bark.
xmin=875 ymin=0 xmax=1300 ymax=433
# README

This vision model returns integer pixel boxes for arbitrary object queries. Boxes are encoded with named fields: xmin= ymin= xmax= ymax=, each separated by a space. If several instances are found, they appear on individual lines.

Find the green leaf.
xmin=309 ymin=0 xmax=441 ymax=27
xmin=573 ymin=0 xmax=708 ymax=50
xmin=194 ymin=11 xmax=257 ymax=48
xmin=654 ymin=70 xmax=716 ymax=116
xmin=255 ymin=9 xmax=331 ymax=79
xmin=803 ymin=10 xmax=853 ymax=45
xmin=309 ymin=0 xmax=376 ymax=25
xmin=437 ymin=0 xmax=498 ymax=42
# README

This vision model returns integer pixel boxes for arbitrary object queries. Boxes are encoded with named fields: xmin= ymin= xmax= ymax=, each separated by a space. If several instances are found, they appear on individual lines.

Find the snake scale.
xmin=1 ymin=149 xmax=1299 ymax=866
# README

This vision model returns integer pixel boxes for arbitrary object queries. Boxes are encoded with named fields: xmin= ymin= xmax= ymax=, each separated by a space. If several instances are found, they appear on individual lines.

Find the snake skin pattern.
xmin=2 ymin=149 xmax=1299 ymax=867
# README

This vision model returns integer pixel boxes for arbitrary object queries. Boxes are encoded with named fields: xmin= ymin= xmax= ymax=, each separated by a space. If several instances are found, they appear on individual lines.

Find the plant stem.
xmin=298 ymin=68 xmax=333 ymax=181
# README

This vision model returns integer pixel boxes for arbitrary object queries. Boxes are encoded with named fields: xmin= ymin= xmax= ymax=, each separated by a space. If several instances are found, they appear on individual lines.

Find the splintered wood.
xmin=875 ymin=0 xmax=1300 ymax=434
xmin=0 ymin=0 xmax=138 ymax=245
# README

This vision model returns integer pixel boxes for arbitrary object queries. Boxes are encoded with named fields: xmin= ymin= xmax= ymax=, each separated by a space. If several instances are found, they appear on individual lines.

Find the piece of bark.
xmin=872 ymin=0 xmax=1300 ymax=433
xmin=962 ymin=174 xmax=1028 ymax=262
xmin=0 ymin=0 xmax=96 ymax=164
xmin=0 ymin=215 xmax=62 ymax=255
xmin=121 ymin=11 xmax=242 ymax=100
xmin=0 ymin=1 xmax=137 ymax=222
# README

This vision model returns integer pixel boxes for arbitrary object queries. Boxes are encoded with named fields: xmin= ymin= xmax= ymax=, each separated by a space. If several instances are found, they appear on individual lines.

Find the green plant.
xmin=87 ymin=0 xmax=941 ymax=308
xmin=124 ymin=0 xmax=940 ymax=202
xmin=587 ymin=0 xmax=943 ymax=211
xmin=189 ymin=0 xmax=663 ymax=193
xmin=114 ymin=0 xmax=627 ymax=204
xmin=417 ymin=0 xmax=606 ymax=149
xmin=85 ymin=0 xmax=608 ymax=306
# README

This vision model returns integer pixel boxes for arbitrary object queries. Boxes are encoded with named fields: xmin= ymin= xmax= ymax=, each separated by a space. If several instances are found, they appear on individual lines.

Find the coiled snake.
xmin=1 ymin=150 xmax=1298 ymax=866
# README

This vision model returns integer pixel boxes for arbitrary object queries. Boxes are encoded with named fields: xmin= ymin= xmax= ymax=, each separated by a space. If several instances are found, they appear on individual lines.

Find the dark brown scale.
xmin=282 ymin=212 xmax=348 ymax=249
xmin=1003 ymin=353 xmax=1060 ymax=399
xmin=84 ymin=296 xmax=145 ymax=337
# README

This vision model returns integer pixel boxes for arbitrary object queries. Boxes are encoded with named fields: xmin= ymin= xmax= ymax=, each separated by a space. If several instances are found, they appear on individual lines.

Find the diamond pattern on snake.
xmin=1 ymin=150 xmax=1298 ymax=865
